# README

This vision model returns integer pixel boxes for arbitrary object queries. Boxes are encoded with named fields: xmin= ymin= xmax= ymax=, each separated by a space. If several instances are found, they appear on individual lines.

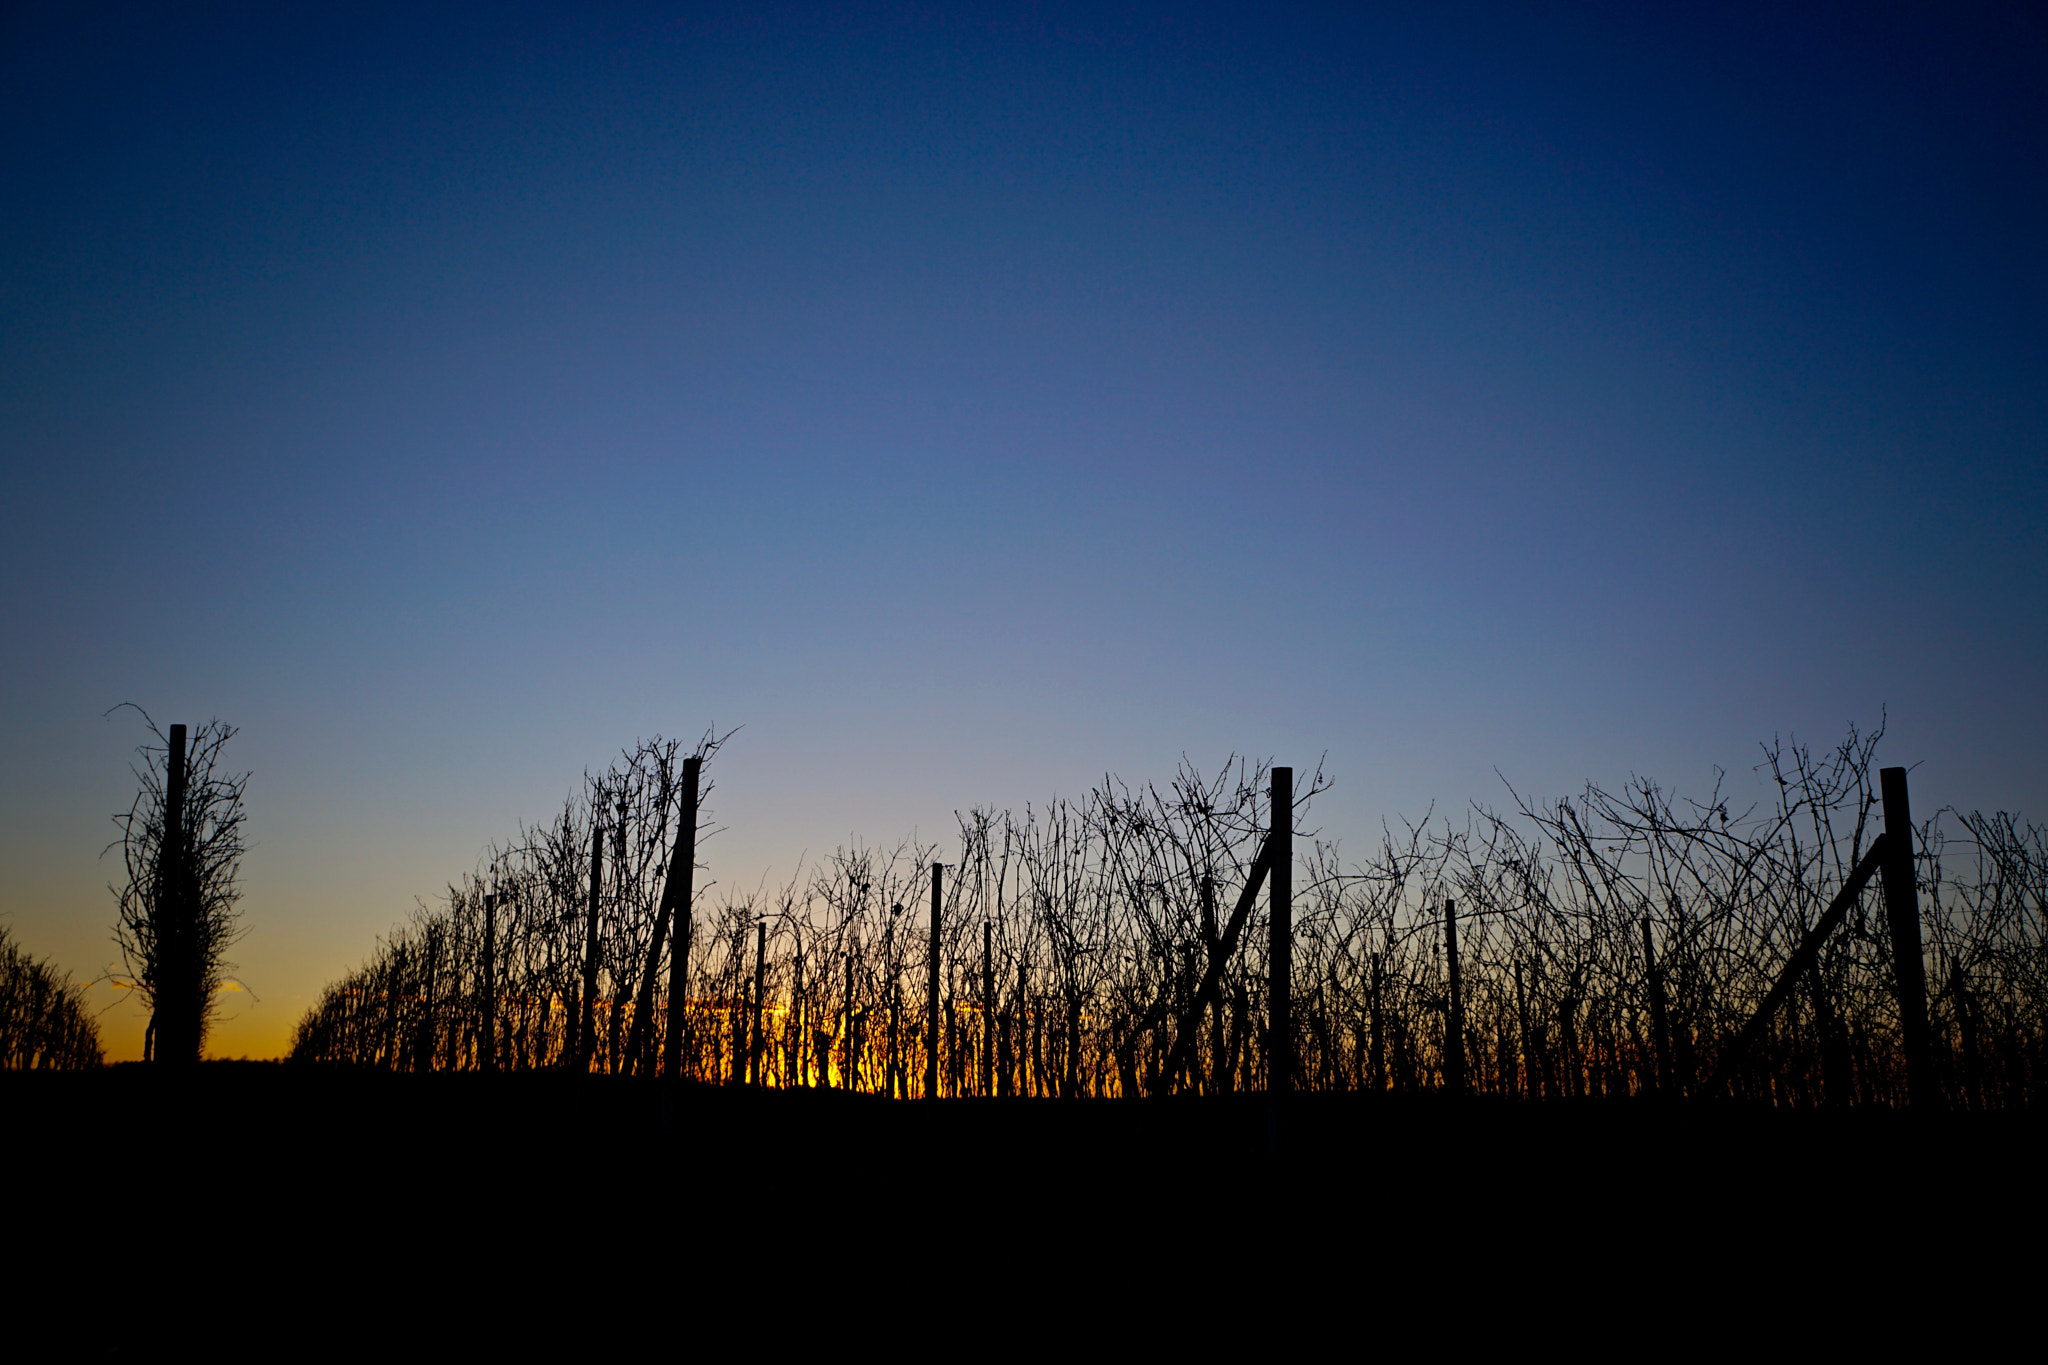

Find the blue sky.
xmin=4 ymin=2 xmax=2043 ymax=1056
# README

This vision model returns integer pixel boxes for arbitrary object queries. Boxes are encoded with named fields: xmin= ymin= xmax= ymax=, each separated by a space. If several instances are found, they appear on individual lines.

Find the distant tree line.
xmin=0 ymin=925 xmax=104 ymax=1070
xmin=289 ymin=725 xmax=2047 ymax=1110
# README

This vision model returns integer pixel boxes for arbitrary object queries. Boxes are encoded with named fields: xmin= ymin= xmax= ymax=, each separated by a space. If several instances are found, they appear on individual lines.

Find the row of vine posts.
xmin=289 ymin=725 xmax=2048 ymax=1112
xmin=0 ymin=924 xmax=104 ymax=1070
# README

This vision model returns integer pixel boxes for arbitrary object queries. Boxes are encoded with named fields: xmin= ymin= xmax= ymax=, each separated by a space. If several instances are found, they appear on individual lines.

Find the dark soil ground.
xmin=7 ymin=1065 xmax=2038 ymax=1342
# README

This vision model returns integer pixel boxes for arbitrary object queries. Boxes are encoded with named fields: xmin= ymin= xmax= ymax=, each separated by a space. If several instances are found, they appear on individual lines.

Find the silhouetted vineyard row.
xmin=0 ymin=924 xmax=104 ymax=1070
xmin=289 ymin=726 xmax=2048 ymax=1108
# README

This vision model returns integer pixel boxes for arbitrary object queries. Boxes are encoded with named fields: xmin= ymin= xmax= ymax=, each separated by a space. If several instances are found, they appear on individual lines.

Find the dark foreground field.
xmin=8 ymin=1065 xmax=2039 ymax=1340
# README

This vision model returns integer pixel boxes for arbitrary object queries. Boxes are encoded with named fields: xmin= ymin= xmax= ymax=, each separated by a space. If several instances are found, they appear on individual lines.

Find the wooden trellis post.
xmin=1201 ymin=874 xmax=1219 ymax=1093
xmin=1880 ymin=767 xmax=1933 ymax=1107
xmin=1371 ymin=952 xmax=1387 ymax=1093
xmin=1267 ymin=767 xmax=1293 ymax=1160
xmin=579 ymin=816 xmax=602 ymax=1072
xmin=659 ymin=755 xmax=703 ymax=1078
xmin=843 ymin=945 xmax=857 ymax=1091
xmin=981 ymin=921 xmax=995 ymax=1097
xmin=480 ymin=891 xmax=498 ymax=1073
xmin=1016 ymin=961 xmax=1029 ymax=1097
xmin=1643 ymin=919 xmax=1673 ymax=1096
xmin=1443 ymin=898 xmax=1464 ymax=1096
xmin=792 ymin=948 xmax=806 ymax=1087
xmin=152 ymin=723 xmax=192 ymax=1065
xmin=925 ymin=863 xmax=943 ymax=1100
xmin=1268 ymin=767 xmax=1292 ymax=1103
xmin=1513 ymin=957 xmax=1530 ymax=1099
xmin=888 ymin=980 xmax=901 ymax=1098
xmin=750 ymin=920 xmax=767 ymax=1085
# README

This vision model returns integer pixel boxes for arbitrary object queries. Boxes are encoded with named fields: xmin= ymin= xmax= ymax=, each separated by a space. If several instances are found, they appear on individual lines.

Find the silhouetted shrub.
xmin=108 ymin=712 xmax=249 ymax=1063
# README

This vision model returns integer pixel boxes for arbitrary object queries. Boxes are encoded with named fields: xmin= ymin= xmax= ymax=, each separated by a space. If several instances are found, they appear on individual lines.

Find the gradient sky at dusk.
xmin=4 ymin=2 xmax=2044 ymax=1058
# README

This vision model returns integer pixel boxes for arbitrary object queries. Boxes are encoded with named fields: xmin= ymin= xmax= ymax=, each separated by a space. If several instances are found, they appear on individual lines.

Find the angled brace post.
xmin=1706 ymin=832 xmax=1888 ymax=1095
xmin=1159 ymin=837 xmax=1272 ymax=1091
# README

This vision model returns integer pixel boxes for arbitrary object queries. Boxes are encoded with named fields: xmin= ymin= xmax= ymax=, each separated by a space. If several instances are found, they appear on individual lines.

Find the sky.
xmin=3 ymin=1 xmax=2043 ymax=1060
